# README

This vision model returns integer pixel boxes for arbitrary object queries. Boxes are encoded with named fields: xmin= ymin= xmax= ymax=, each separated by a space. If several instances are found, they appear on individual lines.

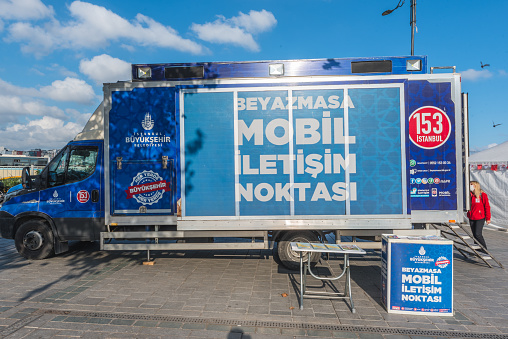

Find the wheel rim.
xmin=287 ymin=237 xmax=311 ymax=262
xmin=23 ymin=230 xmax=44 ymax=251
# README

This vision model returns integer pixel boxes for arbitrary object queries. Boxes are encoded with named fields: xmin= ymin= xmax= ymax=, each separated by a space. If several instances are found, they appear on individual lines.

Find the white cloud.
xmin=191 ymin=10 xmax=276 ymax=51
xmin=0 ymin=76 xmax=97 ymax=129
xmin=0 ymin=116 xmax=83 ymax=150
xmin=231 ymin=10 xmax=277 ymax=34
xmin=6 ymin=0 xmax=204 ymax=57
xmin=191 ymin=21 xmax=259 ymax=51
xmin=80 ymin=54 xmax=131 ymax=85
xmin=0 ymin=78 xmax=39 ymax=97
xmin=0 ymin=0 xmax=54 ymax=20
xmin=461 ymin=69 xmax=493 ymax=81
xmin=40 ymin=77 xmax=97 ymax=104
xmin=0 ymin=95 xmax=65 ymax=122
xmin=47 ymin=64 xmax=79 ymax=78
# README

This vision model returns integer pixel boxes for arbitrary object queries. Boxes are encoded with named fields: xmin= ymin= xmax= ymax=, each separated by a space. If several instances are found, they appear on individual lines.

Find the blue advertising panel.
xmin=183 ymin=92 xmax=236 ymax=216
xmin=349 ymin=87 xmax=403 ymax=215
xmin=109 ymin=87 xmax=178 ymax=215
xmin=182 ymin=85 xmax=406 ymax=218
xmin=291 ymin=89 xmax=346 ymax=216
xmin=406 ymin=81 xmax=457 ymax=211
xmin=383 ymin=236 xmax=453 ymax=315
xmin=238 ymin=90 xmax=290 ymax=216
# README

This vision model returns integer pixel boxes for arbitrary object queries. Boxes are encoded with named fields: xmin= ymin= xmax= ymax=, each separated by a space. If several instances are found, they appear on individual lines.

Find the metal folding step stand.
xmin=432 ymin=223 xmax=503 ymax=268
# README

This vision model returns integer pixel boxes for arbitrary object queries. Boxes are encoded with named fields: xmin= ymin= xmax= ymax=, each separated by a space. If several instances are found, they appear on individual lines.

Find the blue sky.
xmin=0 ymin=0 xmax=506 ymax=151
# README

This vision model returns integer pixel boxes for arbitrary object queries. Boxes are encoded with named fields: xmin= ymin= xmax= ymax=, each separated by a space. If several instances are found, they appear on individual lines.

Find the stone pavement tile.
xmin=206 ymin=323 xmax=231 ymax=331
xmin=281 ymin=328 xmax=307 ymax=336
xmin=433 ymin=323 xmax=469 ymax=331
xmin=138 ymin=326 xmax=187 ymax=336
xmin=110 ymin=318 xmax=135 ymax=326
xmin=315 ymin=313 xmax=339 ymax=318
xmin=181 ymin=305 xmax=204 ymax=313
xmin=133 ymin=319 xmax=159 ymax=327
xmin=307 ymin=329 xmax=334 ymax=337
xmin=463 ymin=325 xmax=502 ymax=333
xmin=386 ymin=321 xmax=438 ymax=330
xmin=188 ymin=329 xmax=233 ymax=338
xmin=23 ymin=328 xmax=62 ymax=338
xmin=256 ymin=326 xmax=282 ymax=335
xmin=1 ymin=327 xmax=35 ymax=338
xmin=359 ymin=315 xmax=385 ymax=321
xmin=182 ymin=322 xmax=206 ymax=330
xmin=77 ymin=297 xmax=104 ymax=305
xmin=160 ymin=301 xmax=185 ymax=310
xmin=63 ymin=315 xmax=89 ymax=323
xmin=270 ymin=310 xmax=291 ymax=316
xmin=247 ymin=305 xmax=270 ymax=314
xmin=86 ymin=317 xmax=113 ymax=324
xmin=357 ymin=333 xmax=385 ymax=339
xmin=203 ymin=303 xmax=228 ymax=312
xmin=50 ymin=315 xmax=68 ymax=322
xmin=81 ymin=331 xmax=113 ymax=339
xmin=332 ymin=331 xmax=359 ymax=338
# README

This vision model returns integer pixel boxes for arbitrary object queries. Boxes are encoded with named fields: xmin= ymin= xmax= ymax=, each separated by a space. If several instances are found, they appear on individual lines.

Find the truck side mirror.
xmin=21 ymin=167 xmax=32 ymax=189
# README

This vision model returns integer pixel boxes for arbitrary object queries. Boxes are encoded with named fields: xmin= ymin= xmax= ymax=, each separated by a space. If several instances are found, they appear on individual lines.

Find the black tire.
xmin=15 ymin=220 xmax=54 ymax=260
xmin=276 ymin=231 xmax=320 ymax=271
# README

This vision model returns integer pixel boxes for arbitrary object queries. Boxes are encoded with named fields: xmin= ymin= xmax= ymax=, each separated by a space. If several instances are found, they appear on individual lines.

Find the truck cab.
xmin=0 ymin=139 xmax=104 ymax=259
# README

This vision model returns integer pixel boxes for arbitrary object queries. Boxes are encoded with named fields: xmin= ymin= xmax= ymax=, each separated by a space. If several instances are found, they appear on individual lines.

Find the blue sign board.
xmin=181 ymin=85 xmax=406 ymax=217
xmin=382 ymin=235 xmax=453 ymax=315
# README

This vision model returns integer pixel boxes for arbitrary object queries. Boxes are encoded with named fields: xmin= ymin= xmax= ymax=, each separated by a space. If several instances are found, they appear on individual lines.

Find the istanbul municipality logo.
xmin=125 ymin=111 xmax=171 ymax=148
xmin=141 ymin=112 xmax=154 ymax=130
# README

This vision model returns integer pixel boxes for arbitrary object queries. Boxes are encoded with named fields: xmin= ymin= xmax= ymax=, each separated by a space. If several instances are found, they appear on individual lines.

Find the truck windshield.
xmin=47 ymin=147 xmax=69 ymax=187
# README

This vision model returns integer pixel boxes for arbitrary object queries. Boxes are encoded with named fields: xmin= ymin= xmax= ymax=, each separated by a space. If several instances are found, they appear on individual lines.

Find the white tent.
xmin=469 ymin=141 xmax=508 ymax=228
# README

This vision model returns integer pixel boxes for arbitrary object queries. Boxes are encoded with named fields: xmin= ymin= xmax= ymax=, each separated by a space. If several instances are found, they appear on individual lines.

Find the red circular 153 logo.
xmin=77 ymin=190 xmax=90 ymax=203
xmin=409 ymin=106 xmax=451 ymax=149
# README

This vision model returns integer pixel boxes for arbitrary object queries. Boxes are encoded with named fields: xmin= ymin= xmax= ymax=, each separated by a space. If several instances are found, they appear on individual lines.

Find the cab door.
xmin=38 ymin=142 xmax=103 ymax=241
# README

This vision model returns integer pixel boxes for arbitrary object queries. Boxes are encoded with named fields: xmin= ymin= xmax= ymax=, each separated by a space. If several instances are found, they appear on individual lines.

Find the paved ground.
xmin=0 ymin=228 xmax=508 ymax=339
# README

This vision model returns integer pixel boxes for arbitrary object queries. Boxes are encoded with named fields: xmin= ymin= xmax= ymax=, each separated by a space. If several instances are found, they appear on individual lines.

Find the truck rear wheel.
xmin=15 ymin=220 xmax=54 ymax=260
xmin=276 ymin=231 xmax=320 ymax=271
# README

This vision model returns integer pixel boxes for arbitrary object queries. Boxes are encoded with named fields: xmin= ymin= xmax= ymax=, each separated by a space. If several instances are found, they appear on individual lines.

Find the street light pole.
xmin=410 ymin=0 xmax=416 ymax=56
xmin=383 ymin=0 xmax=417 ymax=56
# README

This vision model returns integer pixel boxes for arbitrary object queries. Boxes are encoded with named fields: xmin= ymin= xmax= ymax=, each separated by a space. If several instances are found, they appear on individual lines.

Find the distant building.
xmin=0 ymin=154 xmax=49 ymax=167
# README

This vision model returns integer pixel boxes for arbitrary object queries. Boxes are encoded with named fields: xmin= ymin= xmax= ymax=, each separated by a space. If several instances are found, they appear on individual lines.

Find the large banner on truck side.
xmin=181 ymin=84 xmax=409 ymax=218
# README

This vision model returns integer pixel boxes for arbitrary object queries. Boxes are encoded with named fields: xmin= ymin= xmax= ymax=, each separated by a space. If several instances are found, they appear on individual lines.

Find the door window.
xmin=65 ymin=147 xmax=98 ymax=184
xmin=46 ymin=146 xmax=98 ymax=187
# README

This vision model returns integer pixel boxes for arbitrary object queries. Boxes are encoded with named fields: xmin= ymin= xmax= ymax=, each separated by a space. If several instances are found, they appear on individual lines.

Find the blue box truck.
xmin=0 ymin=56 xmax=469 ymax=269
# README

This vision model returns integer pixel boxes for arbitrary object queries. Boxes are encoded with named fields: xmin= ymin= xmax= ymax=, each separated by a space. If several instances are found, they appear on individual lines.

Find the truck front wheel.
xmin=15 ymin=220 xmax=54 ymax=260
xmin=276 ymin=231 xmax=320 ymax=271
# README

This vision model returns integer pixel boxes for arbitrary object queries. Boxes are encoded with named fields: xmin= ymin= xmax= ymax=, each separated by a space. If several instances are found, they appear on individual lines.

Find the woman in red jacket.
xmin=467 ymin=181 xmax=491 ymax=251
